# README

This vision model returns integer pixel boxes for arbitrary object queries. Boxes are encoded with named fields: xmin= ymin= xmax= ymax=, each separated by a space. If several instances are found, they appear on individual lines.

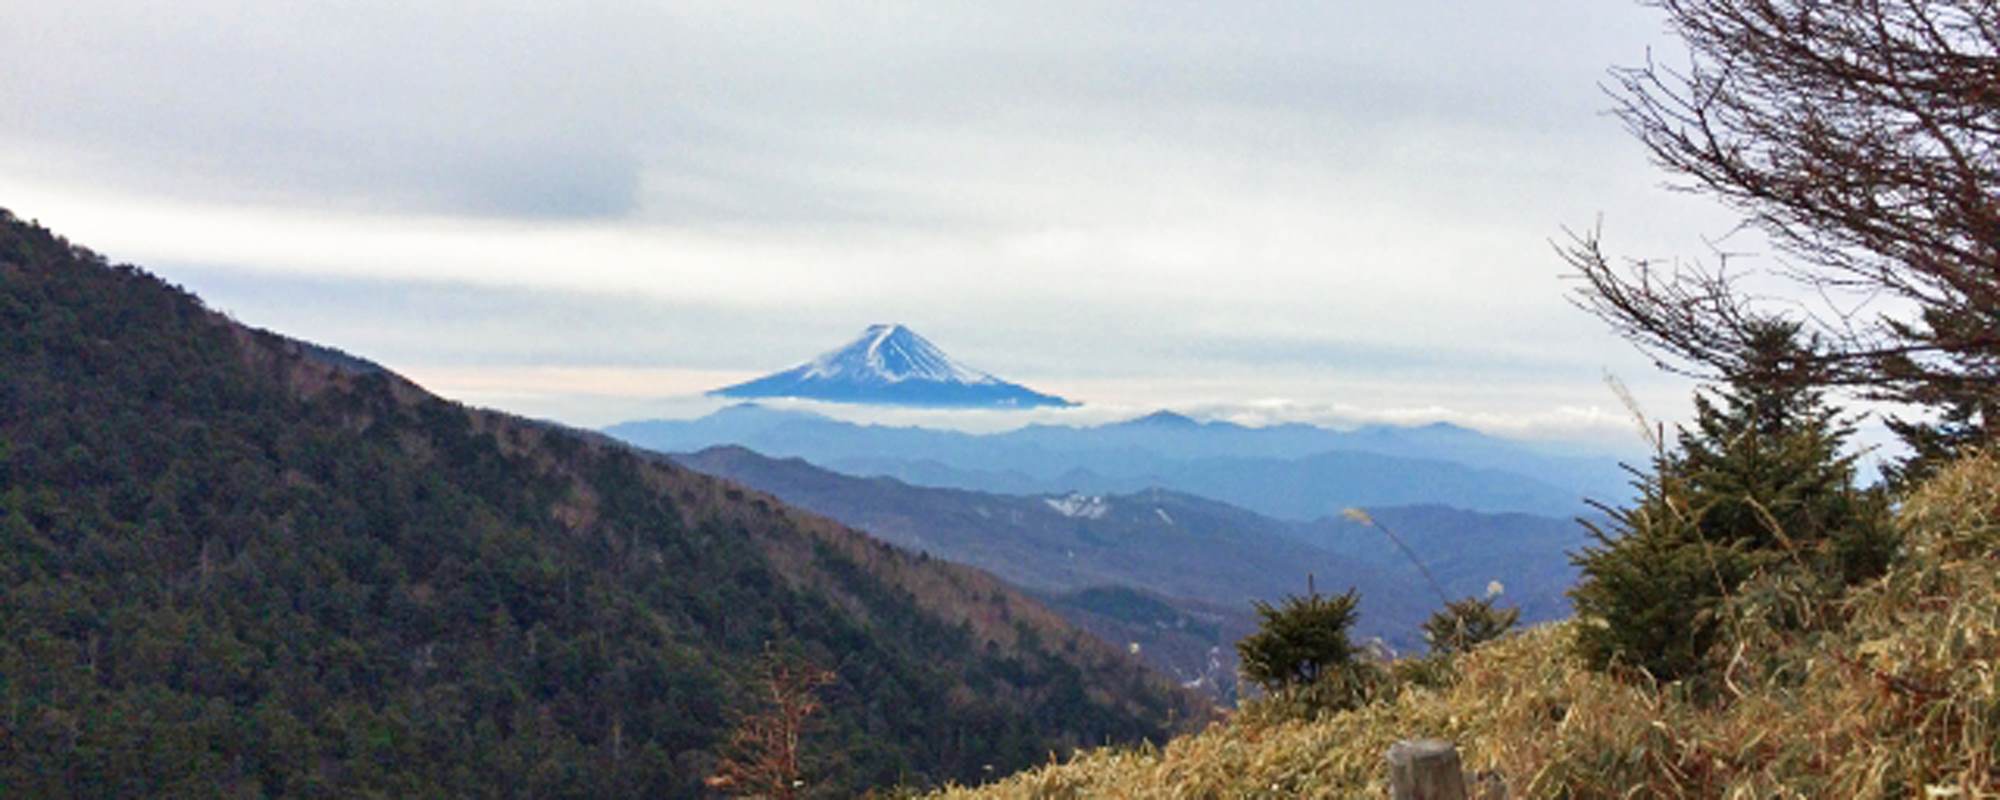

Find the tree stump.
xmin=1386 ymin=739 xmax=1467 ymax=800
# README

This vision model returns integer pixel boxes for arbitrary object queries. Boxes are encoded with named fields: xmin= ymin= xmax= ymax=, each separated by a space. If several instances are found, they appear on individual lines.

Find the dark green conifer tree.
xmin=1883 ymin=382 xmax=1999 ymax=492
xmin=1236 ymin=583 xmax=1383 ymax=716
xmin=1421 ymin=596 xmax=1520 ymax=655
xmin=1571 ymin=320 xmax=1894 ymax=682
xmin=1237 ymin=585 xmax=1361 ymax=692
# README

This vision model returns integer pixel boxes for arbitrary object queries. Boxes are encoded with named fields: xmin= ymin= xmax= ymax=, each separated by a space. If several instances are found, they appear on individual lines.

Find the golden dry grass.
xmin=935 ymin=453 xmax=2000 ymax=799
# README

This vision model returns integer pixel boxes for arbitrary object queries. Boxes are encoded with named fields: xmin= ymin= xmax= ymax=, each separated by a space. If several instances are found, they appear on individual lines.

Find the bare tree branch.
xmin=1569 ymin=0 xmax=2000 ymax=417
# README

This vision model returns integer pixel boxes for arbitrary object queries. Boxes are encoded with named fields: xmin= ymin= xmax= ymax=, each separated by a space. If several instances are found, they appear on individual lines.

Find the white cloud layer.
xmin=2 ymin=0 xmax=1790 ymax=441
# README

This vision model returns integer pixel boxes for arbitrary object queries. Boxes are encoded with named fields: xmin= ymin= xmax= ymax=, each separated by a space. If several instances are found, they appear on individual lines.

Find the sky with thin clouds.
xmin=2 ymin=1 xmax=1779 ymax=448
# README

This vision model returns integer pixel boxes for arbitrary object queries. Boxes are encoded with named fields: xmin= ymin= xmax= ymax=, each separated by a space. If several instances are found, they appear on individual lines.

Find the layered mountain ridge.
xmin=670 ymin=445 xmax=1590 ymax=703
xmin=607 ymin=403 xmax=1628 ymax=519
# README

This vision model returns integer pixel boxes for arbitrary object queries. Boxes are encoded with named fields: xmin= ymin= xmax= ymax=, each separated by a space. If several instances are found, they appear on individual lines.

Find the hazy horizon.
xmin=2 ymin=1 xmax=1806 ymax=448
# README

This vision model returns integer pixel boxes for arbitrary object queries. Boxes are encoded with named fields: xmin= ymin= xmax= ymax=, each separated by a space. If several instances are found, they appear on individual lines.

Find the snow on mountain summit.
xmin=711 ymin=324 xmax=1075 ymax=409
xmin=801 ymin=324 xmax=998 ymax=385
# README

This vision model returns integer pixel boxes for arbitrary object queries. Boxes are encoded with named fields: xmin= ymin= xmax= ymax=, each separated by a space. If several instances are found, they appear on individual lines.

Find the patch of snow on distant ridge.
xmin=1045 ymin=493 xmax=1110 ymax=520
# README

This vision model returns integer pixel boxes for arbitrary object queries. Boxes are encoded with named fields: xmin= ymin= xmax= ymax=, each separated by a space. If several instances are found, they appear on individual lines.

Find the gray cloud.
xmin=2 ymin=0 xmax=1743 ymax=438
xmin=3 ymin=1 xmax=1673 ymax=225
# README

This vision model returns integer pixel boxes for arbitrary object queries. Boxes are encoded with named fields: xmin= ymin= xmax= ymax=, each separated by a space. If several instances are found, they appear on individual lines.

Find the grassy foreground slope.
xmin=940 ymin=455 xmax=2000 ymax=798
xmin=0 ymin=210 xmax=1204 ymax=797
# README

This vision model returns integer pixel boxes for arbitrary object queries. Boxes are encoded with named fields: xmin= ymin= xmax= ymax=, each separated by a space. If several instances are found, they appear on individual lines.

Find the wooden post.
xmin=1387 ymin=739 xmax=1467 ymax=800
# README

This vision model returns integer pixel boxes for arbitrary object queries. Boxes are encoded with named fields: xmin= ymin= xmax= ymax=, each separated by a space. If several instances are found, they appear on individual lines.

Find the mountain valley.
xmin=668 ymin=446 xmax=1591 ymax=702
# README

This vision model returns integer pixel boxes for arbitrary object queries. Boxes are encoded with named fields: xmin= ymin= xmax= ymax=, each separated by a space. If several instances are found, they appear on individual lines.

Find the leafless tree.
xmin=1566 ymin=0 xmax=1999 ymax=437
xmin=705 ymin=652 xmax=837 ymax=800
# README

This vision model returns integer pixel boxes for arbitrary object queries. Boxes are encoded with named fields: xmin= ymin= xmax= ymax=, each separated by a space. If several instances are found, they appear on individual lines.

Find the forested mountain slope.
xmin=0 ymin=210 xmax=1203 ymax=797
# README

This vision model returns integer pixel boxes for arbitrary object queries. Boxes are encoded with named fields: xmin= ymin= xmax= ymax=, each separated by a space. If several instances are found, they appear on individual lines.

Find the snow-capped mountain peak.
xmin=801 ymin=324 xmax=998 ymax=385
xmin=710 ymin=324 xmax=1075 ymax=409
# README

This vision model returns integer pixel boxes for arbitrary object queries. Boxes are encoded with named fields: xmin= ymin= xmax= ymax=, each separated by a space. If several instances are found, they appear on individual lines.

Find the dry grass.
xmin=935 ymin=453 xmax=2000 ymax=799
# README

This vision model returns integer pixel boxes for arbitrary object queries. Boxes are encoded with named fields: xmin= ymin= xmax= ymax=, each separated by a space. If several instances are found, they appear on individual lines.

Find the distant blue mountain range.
xmin=605 ymin=404 xmax=1635 ymax=519
xmin=668 ymin=445 xmax=1593 ymax=698
xmin=607 ymin=404 xmax=1625 ymax=698
xmin=711 ymin=324 xmax=1074 ymax=408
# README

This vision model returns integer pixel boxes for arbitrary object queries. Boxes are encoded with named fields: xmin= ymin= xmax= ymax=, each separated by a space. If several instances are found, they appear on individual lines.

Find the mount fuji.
xmin=710 ymin=324 xmax=1076 ymax=408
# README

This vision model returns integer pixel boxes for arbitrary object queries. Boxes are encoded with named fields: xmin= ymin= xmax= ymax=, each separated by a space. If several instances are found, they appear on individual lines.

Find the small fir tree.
xmin=1237 ymin=582 xmax=1385 ymax=717
xmin=1422 ymin=596 xmax=1521 ymax=655
xmin=1570 ymin=473 xmax=1756 ymax=681
xmin=1236 ymin=582 xmax=1361 ymax=693
xmin=1571 ymin=320 xmax=1893 ymax=682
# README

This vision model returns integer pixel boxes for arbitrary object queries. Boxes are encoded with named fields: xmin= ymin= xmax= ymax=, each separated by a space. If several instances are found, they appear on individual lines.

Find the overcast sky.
xmin=2 ymin=1 xmax=1766 ymax=448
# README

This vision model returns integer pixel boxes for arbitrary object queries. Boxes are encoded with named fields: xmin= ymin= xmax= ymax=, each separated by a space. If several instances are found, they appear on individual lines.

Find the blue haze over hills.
xmin=609 ymin=326 xmax=1632 ymax=698
xmin=668 ymin=445 xmax=1592 ymax=700
xmin=605 ymin=403 xmax=1632 ymax=520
